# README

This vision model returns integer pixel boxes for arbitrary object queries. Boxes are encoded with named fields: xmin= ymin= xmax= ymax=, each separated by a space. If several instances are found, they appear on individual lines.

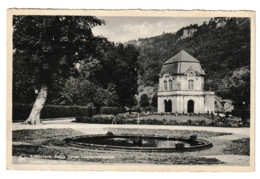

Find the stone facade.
xmin=157 ymin=50 xmax=215 ymax=114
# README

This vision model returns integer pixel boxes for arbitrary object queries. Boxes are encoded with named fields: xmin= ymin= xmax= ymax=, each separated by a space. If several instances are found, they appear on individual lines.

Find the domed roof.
xmin=159 ymin=50 xmax=205 ymax=76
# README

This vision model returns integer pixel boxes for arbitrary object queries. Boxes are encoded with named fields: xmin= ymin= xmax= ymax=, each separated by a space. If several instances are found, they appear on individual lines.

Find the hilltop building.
xmin=157 ymin=50 xmax=215 ymax=113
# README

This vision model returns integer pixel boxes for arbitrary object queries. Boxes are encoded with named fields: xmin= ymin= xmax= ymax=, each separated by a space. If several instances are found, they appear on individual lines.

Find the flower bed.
xmin=75 ymin=113 xmax=249 ymax=127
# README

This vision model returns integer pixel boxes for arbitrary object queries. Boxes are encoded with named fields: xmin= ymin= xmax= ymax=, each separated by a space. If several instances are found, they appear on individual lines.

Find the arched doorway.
xmin=187 ymin=100 xmax=194 ymax=113
xmin=164 ymin=100 xmax=172 ymax=112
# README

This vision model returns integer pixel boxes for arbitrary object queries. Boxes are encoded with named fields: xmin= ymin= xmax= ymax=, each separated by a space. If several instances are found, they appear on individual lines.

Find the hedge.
xmin=13 ymin=104 xmax=126 ymax=122
xmin=100 ymin=107 xmax=125 ymax=115
xmin=13 ymin=104 xmax=97 ymax=122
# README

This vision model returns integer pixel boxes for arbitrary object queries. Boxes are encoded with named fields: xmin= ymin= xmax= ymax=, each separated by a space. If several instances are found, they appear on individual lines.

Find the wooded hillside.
xmin=130 ymin=17 xmax=250 ymax=110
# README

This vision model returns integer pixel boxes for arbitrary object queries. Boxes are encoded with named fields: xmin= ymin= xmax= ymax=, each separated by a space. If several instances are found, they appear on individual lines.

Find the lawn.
xmin=224 ymin=138 xmax=250 ymax=155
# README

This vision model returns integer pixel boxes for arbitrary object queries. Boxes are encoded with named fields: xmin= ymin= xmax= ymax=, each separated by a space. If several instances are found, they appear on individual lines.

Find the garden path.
xmin=13 ymin=118 xmax=250 ymax=137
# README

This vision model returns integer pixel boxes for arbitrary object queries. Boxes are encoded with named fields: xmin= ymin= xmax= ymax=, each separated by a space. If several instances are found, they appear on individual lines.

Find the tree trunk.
xmin=24 ymin=85 xmax=48 ymax=125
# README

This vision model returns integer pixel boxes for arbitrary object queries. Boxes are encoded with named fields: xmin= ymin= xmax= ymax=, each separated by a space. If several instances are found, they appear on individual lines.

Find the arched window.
xmin=169 ymin=80 xmax=173 ymax=90
xmin=164 ymin=80 xmax=167 ymax=91
xmin=188 ymin=80 xmax=194 ymax=90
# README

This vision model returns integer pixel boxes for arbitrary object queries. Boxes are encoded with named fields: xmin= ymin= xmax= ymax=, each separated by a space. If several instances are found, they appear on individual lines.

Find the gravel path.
xmin=13 ymin=118 xmax=250 ymax=137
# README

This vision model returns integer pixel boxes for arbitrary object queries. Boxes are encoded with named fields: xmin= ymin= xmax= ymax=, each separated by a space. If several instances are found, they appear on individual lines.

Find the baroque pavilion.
xmin=157 ymin=50 xmax=215 ymax=113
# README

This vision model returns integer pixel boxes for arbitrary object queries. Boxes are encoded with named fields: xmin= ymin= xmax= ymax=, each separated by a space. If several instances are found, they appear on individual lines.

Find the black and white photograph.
xmin=6 ymin=10 xmax=255 ymax=172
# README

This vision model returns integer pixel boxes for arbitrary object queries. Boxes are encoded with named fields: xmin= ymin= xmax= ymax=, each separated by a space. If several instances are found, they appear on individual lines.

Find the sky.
xmin=92 ymin=16 xmax=211 ymax=43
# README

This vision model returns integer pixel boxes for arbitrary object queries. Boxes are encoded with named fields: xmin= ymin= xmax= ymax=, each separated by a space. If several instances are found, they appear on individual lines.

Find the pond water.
xmin=72 ymin=136 xmax=202 ymax=148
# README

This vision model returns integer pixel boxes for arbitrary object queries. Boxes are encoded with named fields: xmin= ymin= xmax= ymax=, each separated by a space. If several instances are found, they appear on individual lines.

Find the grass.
xmin=12 ymin=128 xmax=239 ymax=165
xmin=224 ymin=138 xmax=250 ymax=155
xmin=13 ymin=128 xmax=83 ymax=142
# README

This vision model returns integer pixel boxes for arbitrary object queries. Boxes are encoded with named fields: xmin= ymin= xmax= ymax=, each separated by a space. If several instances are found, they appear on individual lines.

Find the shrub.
xmin=155 ymin=119 xmax=164 ymax=125
xmin=75 ymin=116 xmax=83 ymax=122
xmin=193 ymin=122 xmax=200 ymax=126
xmin=140 ymin=112 xmax=148 ymax=116
xmin=131 ymin=118 xmax=138 ymax=124
xmin=116 ymin=118 xmax=124 ymax=124
xmin=138 ymin=119 xmax=145 ymax=125
xmin=217 ymin=122 xmax=225 ymax=127
xmin=244 ymin=119 xmax=250 ymax=127
xmin=115 ymin=113 xmax=138 ymax=121
xmin=175 ymin=143 xmax=185 ymax=150
xmin=199 ymin=120 xmax=206 ymax=126
xmin=140 ymin=94 xmax=150 ymax=108
xmin=231 ymin=123 xmax=239 ymax=127
xmin=13 ymin=104 xmax=128 ymax=122
xmin=42 ymin=105 xmax=96 ymax=118
xmin=227 ymin=122 xmax=233 ymax=127
xmin=92 ymin=114 xmax=115 ymax=124
xmin=145 ymin=118 xmax=152 ymax=124
xmin=13 ymin=104 xmax=96 ymax=122
xmin=180 ymin=121 xmax=189 ymax=126
xmin=130 ymin=106 xmax=141 ymax=113
xmin=192 ymin=120 xmax=199 ymax=125
xmin=238 ymin=122 xmax=244 ymax=127
xmin=162 ymin=118 xmax=171 ymax=125
xmin=132 ymin=137 xmax=142 ymax=146
xmin=169 ymin=120 xmax=177 ymax=125
xmin=215 ymin=116 xmax=225 ymax=123
xmin=226 ymin=117 xmax=241 ymax=123
xmin=75 ymin=116 xmax=92 ymax=123
xmin=152 ymin=118 xmax=158 ymax=124
xmin=101 ymin=107 xmax=124 ymax=115
xmin=106 ymin=131 xmax=114 ymax=136
xmin=189 ymin=135 xmax=198 ymax=141
xmin=210 ymin=121 xmax=216 ymax=126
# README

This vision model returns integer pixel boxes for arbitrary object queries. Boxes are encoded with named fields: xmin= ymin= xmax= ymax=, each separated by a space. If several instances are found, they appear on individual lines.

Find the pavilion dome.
xmin=159 ymin=50 xmax=205 ymax=76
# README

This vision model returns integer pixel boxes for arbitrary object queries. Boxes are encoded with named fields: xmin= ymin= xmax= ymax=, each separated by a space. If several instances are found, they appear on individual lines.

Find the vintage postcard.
xmin=6 ymin=9 xmax=255 ymax=172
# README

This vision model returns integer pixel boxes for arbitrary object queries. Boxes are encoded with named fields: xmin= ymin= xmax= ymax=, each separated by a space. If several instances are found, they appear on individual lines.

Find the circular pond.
xmin=65 ymin=133 xmax=213 ymax=152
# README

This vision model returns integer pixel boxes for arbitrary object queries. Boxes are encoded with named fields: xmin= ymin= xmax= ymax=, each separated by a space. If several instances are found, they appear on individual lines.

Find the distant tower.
xmin=157 ymin=50 xmax=215 ymax=113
